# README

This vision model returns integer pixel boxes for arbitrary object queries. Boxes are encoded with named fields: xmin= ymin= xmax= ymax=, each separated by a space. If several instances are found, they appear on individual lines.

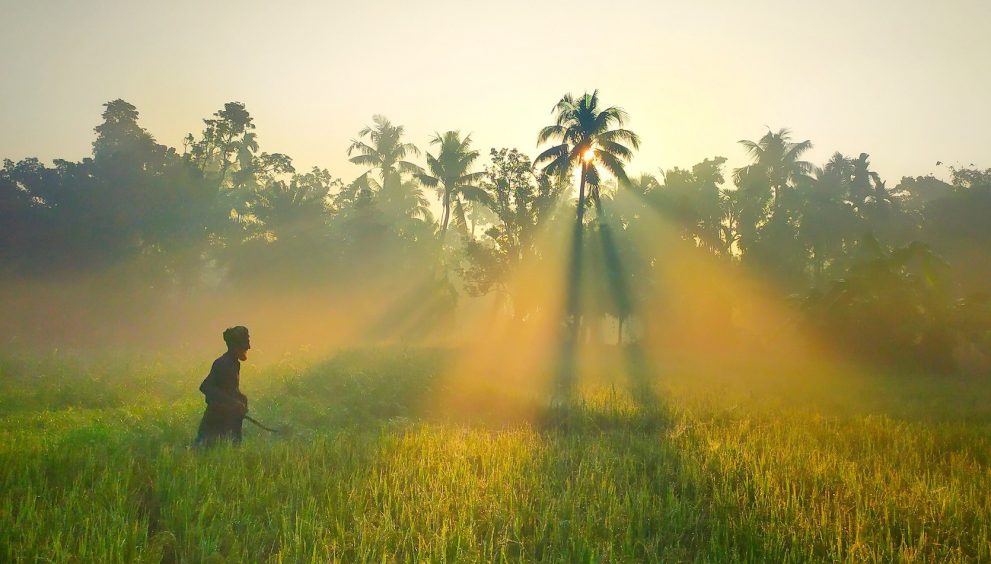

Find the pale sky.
xmin=2 ymin=0 xmax=989 ymax=185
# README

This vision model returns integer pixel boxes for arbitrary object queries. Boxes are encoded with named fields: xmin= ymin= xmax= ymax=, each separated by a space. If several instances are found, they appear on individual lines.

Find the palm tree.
xmin=535 ymin=91 xmax=641 ymax=227
xmin=849 ymin=152 xmax=874 ymax=208
xmin=797 ymin=153 xmax=860 ymax=282
xmin=733 ymin=128 xmax=813 ymax=213
xmin=347 ymin=115 xmax=422 ymax=191
xmin=848 ymin=152 xmax=897 ymax=219
xmin=249 ymin=173 xmax=331 ymax=244
xmin=416 ymin=131 xmax=488 ymax=239
xmin=623 ymin=173 xmax=661 ymax=199
xmin=379 ymin=176 xmax=434 ymax=225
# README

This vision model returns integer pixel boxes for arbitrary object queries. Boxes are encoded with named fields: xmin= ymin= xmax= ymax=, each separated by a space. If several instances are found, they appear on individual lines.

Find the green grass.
xmin=1 ymin=347 xmax=989 ymax=562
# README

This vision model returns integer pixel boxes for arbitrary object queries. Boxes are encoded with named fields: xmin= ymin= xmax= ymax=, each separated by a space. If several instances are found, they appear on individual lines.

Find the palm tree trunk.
xmin=576 ymin=162 xmax=589 ymax=226
xmin=568 ymin=162 xmax=590 ymax=347
xmin=440 ymin=188 xmax=451 ymax=238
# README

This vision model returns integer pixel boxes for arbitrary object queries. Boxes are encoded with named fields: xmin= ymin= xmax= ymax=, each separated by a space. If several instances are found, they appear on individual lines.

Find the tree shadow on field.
xmin=550 ymin=221 xmax=586 ymax=403
xmin=298 ymin=344 xmax=718 ymax=561
xmin=524 ymin=344 xmax=726 ymax=561
xmin=519 ymin=195 xmax=736 ymax=557
xmin=539 ymin=343 xmax=669 ymax=434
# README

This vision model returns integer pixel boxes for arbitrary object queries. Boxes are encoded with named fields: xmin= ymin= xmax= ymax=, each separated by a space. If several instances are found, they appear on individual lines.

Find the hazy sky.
xmin=2 ymin=0 xmax=989 ymax=184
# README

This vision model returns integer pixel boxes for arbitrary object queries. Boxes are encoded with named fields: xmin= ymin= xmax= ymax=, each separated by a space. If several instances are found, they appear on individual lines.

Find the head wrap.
xmin=223 ymin=326 xmax=250 ymax=349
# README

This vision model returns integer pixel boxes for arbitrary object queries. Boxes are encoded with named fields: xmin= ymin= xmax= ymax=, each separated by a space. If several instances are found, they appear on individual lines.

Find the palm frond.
xmin=458 ymin=185 xmax=496 ymax=209
xmin=348 ymin=154 xmax=380 ymax=167
xmin=397 ymin=160 xmax=424 ymax=176
xmin=552 ymin=93 xmax=576 ymax=115
xmin=785 ymin=139 xmax=813 ymax=159
xmin=459 ymin=171 xmax=486 ymax=185
xmin=596 ymin=151 xmax=631 ymax=185
xmin=398 ymin=142 xmax=421 ymax=158
xmin=597 ymin=140 xmax=634 ymax=162
xmin=597 ymin=128 xmax=641 ymax=149
xmin=585 ymin=165 xmax=601 ymax=188
xmin=738 ymin=139 xmax=763 ymax=159
xmin=417 ymin=173 xmax=440 ymax=188
xmin=594 ymin=106 xmax=629 ymax=131
xmin=537 ymin=124 xmax=567 ymax=144
xmin=347 ymin=140 xmax=377 ymax=158
xmin=534 ymin=144 xmax=569 ymax=168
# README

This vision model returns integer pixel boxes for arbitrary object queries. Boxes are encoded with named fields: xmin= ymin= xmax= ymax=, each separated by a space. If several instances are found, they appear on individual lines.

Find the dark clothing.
xmin=195 ymin=351 xmax=247 ymax=445
xmin=195 ymin=405 xmax=243 ymax=444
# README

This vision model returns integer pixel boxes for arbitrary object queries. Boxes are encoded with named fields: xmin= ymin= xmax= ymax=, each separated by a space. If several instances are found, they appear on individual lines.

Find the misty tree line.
xmin=1 ymin=95 xmax=990 ymax=369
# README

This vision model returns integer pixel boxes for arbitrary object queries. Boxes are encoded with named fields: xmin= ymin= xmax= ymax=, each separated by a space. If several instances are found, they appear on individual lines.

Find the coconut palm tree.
xmin=416 ymin=131 xmax=488 ymax=239
xmin=249 ymin=170 xmax=332 ymax=244
xmin=347 ymin=115 xmax=422 ymax=191
xmin=379 ymin=176 xmax=434 ymax=225
xmin=796 ymin=153 xmax=860 ymax=282
xmin=535 ymin=91 xmax=640 ymax=228
xmin=733 ymin=128 xmax=813 ymax=213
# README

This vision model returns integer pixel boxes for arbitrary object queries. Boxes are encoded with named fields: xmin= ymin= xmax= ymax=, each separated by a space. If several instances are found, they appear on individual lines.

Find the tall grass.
xmin=1 ymin=347 xmax=989 ymax=561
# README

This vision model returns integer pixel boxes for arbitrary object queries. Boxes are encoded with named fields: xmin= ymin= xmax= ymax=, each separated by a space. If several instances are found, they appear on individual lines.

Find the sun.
xmin=582 ymin=148 xmax=595 ymax=162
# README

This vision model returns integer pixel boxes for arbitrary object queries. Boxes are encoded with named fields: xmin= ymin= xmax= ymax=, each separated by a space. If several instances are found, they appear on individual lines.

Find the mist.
xmin=2 ymin=97 xmax=989 ymax=377
xmin=3 ymin=8 xmax=991 ymax=555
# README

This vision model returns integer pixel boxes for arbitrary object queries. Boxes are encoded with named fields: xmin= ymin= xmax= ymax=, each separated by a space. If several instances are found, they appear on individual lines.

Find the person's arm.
xmin=200 ymin=379 xmax=242 ymax=405
xmin=202 ymin=382 xmax=248 ymax=415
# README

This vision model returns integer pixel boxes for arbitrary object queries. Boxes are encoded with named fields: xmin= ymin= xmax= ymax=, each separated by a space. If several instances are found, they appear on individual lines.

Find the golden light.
xmin=582 ymin=148 xmax=595 ymax=162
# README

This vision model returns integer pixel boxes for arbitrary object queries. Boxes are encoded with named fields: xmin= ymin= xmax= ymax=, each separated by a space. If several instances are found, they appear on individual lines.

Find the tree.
xmin=0 ymin=158 xmax=49 ymax=271
xmin=847 ymin=153 xmax=919 ymax=248
xmin=220 ymin=165 xmax=340 ymax=283
xmin=793 ymin=153 xmax=862 ymax=282
xmin=895 ymin=174 xmax=954 ymax=211
xmin=535 ymin=90 xmax=640 ymax=228
xmin=617 ymin=173 xmax=661 ymax=224
xmin=806 ymin=236 xmax=955 ymax=370
xmin=416 ymin=131 xmax=487 ymax=240
xmin=92 ymin=99 xmax=157 ymax=159
xmin=189 ymin=102 xmax=257 ymax=191
xmin=344 ymin=115 xmax=431 ymax=251
xmin=185 ymin=102 xmax=261 ymax=236
xmin=461 ymin=148 xmax=564 ymax=309
xmin=0 ymin=100 xmax=219 ymax=284
xmin=921 ymin=167 xmax=991 ymax=294
xmin=734 ymin=128 xmax=813 ymax=214
xmin=848 ymin=152 xmax=874 ymax=209
xmin=378 ymin=176 xmax=435 ymax=236
xmin=248 ymin=166 xmax=337 ymax=245
xmin=651 ymin=157 xmax=732 ymax=255
xmin=588 ymin=186 xmax=646 ymax=344
xmin=729 ymin=129 xmax=814 ymax=285
xmin=347 ymin=115 xmax=422 ymax=192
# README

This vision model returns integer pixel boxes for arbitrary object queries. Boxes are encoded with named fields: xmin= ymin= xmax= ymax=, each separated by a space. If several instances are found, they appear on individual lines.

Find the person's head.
xmin=223 ymin=326 xmax=251 ymax=360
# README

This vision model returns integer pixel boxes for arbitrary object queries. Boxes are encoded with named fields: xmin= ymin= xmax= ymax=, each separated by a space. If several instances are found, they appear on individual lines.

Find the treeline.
xmin=1 ymin=95 xmax=989 ymax=369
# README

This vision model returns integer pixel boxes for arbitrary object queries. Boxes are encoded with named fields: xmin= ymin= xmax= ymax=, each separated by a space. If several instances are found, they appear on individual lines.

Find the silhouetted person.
xmin=195 ymin=326 xmax=251 ymax=446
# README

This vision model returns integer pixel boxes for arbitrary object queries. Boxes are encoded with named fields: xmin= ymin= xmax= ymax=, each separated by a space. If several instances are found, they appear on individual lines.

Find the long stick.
xmin=244 ymin=415 xmax=283 ymax=434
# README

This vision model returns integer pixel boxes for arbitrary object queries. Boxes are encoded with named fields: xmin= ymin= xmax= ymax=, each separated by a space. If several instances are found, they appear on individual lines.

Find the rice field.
xmin=1 ymin=347 xmax=989 ymax=562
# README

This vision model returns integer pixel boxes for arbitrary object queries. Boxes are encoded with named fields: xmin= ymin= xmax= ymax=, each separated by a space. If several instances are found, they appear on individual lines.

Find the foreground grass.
xmin=1 ymin=348 xmax=989 ymax=561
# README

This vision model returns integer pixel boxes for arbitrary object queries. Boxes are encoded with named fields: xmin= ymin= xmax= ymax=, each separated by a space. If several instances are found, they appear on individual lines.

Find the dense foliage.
xmin=1 ymin=95 xmax=989 ymax=368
